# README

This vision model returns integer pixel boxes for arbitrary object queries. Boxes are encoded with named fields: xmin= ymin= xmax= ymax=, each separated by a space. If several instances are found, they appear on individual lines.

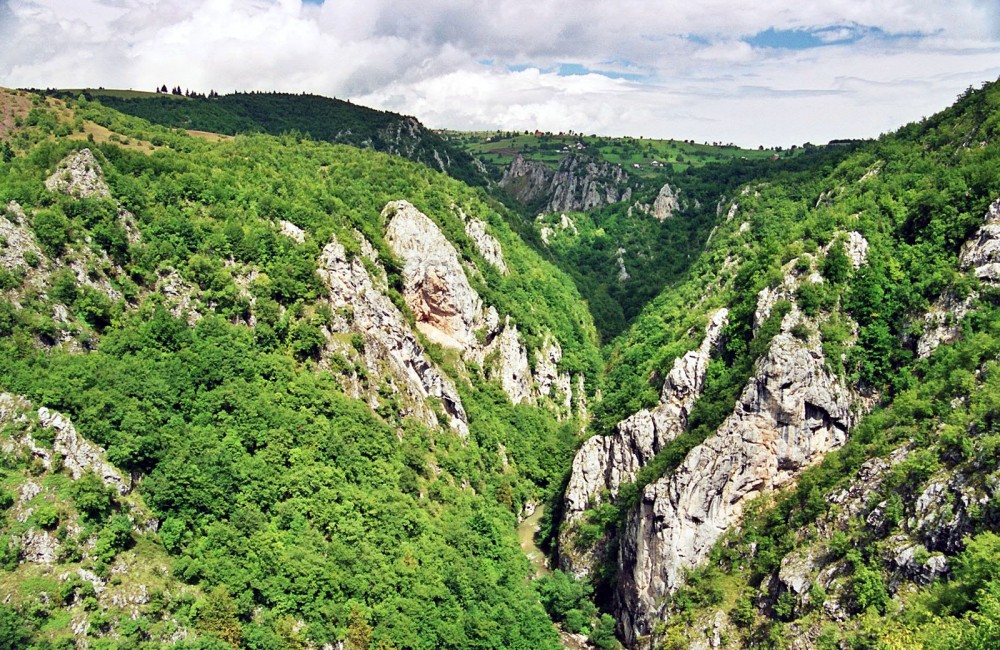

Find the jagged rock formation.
xmin=383 ymin=200 xmax=582 ymax=414
xmin=318 ymin=234 xmax=470 ymax=437
xmin=0 ymin=393 xmax=130 ymax=495
xmin=959 ymin=197 xmax=1000 ymax=283
xmin=918 ymin=199 xmax=998 ymax=358
xmin=44 ymin=148 xmax=110 ymax=199
xmin=538 ymin=213 xmax=579 ymax=246
xmin=459 ymin=209 xmax=509 ymax=274
xmin=0 ymin=201 xmax=45 ymax=290
xmin=385 ymin=200 xmax=485 ymax=351
xmin=500 ymin=154 xmax=632 ymax=213
xmin=651 ymin=183 xmax=679 ymax=221
xmin=917 ymin=289 xmax=977 ymax=358
xmin=155 ymin=269 xmax=202 ymax=326
xmin=278 ymin=219 xmax=306 ymax=243
xmin=485 ymin=320 xmax=534 ymax=404
xmin=559 ymin=308 xmax=728 ymax=577
xmin=615 ymin=332 xmax=858 ymax=643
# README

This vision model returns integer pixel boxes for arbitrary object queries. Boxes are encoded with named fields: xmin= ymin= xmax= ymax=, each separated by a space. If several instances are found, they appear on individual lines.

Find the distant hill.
xmin=45 ymin=89 xmax=487 ymax=187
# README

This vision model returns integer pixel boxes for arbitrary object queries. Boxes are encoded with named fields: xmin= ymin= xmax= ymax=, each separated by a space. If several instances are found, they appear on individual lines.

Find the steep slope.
xmin=557 ymin=79 xmax=1000 ymax=648
xmin=51 ymin=90 xmax=487 ymax=187
xmin=0 ymin=88 xmax=601 ymax=648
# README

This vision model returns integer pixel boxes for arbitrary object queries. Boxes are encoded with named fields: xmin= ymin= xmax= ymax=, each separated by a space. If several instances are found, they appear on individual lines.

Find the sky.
xmin=1 ymin=0 xmax=999 ymax=147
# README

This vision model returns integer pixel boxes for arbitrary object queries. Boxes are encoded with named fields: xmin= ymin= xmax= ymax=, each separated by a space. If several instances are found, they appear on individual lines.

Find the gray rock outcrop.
xmin=44 ymin=149 xmax=110 ymax=199
xmin=0 ymin=393 xmax=130 ymax=495
xmin=501 ymin=154 xmax=632 ymax=214
xmin=959 ymin=198 xmax=1000 ymax=283
xmin=484 ymin=320 xmax=533 ymax=404
xmin=318 ymin=234 xmax=470 ymax=437
xmin=559 ymin=309 xmax=728 ymax=576
xmin=382 ymin=201 xmax=581 ymax=414
xmin=454 ymin=205 xmax=509 ymax=275
xmin=615 ymin=332 xmax=857 ymax=643
xmin=384 ymin=200 xmax=484 ymax=351
xmin=652 ymin=184 xmax=679 ymax=221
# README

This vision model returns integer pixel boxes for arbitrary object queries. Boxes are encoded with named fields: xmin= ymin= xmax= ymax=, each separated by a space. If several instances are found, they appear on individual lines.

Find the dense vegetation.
xmin=0 ymin=91 xmax=601 ymax=648
xmin=46 ymin=90 xmax=486 ymax=188
xmin=533 ymin=144 xmax=861 ymax=341
xmin=565 ymin=80 xmax=1000 ymax=647
xmin=3 ymin=75 xmax=1000 ymax=650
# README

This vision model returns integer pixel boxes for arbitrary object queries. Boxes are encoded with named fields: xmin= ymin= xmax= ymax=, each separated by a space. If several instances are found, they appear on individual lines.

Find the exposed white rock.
xmin=959 ymin=198 xmax=1000 ymax=283
xmin=842 ymin=231 xmax=870 ymax=270
xmin=384 ymin=200 xmax=484 ymax=351
xmin=652 ymin=183 xmax=679 ymax=221
xmin=501 ymin=153 xmax=631 ymax=213
xmin=0 ymin=201 xmax=43 ymax=275
xmin=616 ymin=247 xmax=629 ymax=282
xmin=0 ymin=202 xmax=48 ymax=296
xmin=615 ymin=333 xmax=858 ymax=643
xmin=278 ymin=220 xmax=306 ymax=243
xmin=156 ymin=270 xmax=202 ymax=326
xmin=45 ymin=149 xmax=110 ymax=199
xmin=21 ymin=528 xmax=59 ymax=563
xmin=318 ymin=234 xmax=469 ymax=437
xmin=917 ymin=289 xmax=978 ymax=358
xmin=464 ymin=217 xmax=508 ymax=275
xmin=859 ymin=162 xmax=883 ymax=183
xmin=560 ymin=213 xmax=579 ymax=235
xmin=559 ymin=309 xmax=728 ymax=576
xmin=36 ymin=406 xmax=131 ymax=494
xmin=484 ymin=321 xmax=533 ymax=405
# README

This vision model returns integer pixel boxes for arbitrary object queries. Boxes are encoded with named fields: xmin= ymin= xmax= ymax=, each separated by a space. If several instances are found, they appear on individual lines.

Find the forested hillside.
xmin=45 ymin=90 xmax=486 ymax=188
xmin=557 ymin=79 xmax=1000 ymax=649
xmin=0 ymin=89 xmax=602 ymax=649
xmin=3 ymin=76 xmax=1000 ymax=650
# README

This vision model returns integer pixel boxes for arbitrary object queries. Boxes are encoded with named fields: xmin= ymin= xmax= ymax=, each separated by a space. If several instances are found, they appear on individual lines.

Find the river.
xmin=518 ymin=504 xmax=550 ymax=578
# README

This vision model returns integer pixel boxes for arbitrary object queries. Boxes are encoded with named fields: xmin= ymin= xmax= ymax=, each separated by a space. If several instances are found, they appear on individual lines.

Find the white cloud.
xmin=0 ymin=0 xmax=998 ymax=146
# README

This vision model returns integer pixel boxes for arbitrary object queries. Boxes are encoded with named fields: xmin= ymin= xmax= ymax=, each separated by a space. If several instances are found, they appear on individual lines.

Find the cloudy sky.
xmin=1 ymin=0 xmax=999 ymax=147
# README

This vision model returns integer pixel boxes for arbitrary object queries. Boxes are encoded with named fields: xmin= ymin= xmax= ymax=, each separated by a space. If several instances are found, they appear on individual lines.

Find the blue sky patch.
xmin=504 ymin=61 xmax=648 ymax=81
xmin=301 ymin=0 xmax=324 ymax=5
xmin=746 ymin=25 xmax=921 ymax=50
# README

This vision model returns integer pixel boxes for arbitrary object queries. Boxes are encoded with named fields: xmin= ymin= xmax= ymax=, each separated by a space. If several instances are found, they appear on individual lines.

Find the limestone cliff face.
xmin=318 ymin=234 xmax=470 ymax=437
xmin=500 ymin=154 xmax=632 ymax=214
xmin=559 ymin=308 xmax=728 ymax=577
xmin=918 ymin=198 xmax=999 ymax=358
xmin=384 ymin=200 xmax=484 ymax=351
xmin=959 ymin=197 xmax=1000 ymax=284
xmin=0 ymin=393 xmax=129 ymax=496
xmin=484 ymin=320 xmax=534 ymax=404
xmin=44 ymin=148 xmax=110 ymax=199
xmin=651 ymin=184 xmax=679 ymax=222
xmin=382 ymin=200 xmax=583 ymax=414
xmin=463 ymin=216 xmax=509 ymax=275
xmin=615 ymin=332 xmax=857 ymax=643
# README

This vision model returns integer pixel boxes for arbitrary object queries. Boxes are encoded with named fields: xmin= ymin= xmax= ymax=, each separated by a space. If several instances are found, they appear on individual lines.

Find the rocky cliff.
xmin=318 ymin=232 xmax=471 ymax=436
xmin=382 ymin=199 xmax=584 ymax=416
xmin=615 ymin=330 xmax=858 ymax=643
xmin=500 ymin=154 xmax=632 ymax=214
xmin=559 ymin=308 xmax=728 ymax=576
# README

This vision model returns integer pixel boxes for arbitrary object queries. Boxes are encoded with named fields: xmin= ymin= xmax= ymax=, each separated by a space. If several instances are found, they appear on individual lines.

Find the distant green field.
xmin=442 ymin=130 xmax=792 ymax=176
xmin=60 ymin=88 xmax=188 ymax=100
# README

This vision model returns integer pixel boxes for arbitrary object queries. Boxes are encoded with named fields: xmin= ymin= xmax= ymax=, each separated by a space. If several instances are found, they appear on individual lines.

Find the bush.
xmin=33 ymin=208 xmax=71 ymax=256
xmin=73 ymin=471 xmax=114 ymax=519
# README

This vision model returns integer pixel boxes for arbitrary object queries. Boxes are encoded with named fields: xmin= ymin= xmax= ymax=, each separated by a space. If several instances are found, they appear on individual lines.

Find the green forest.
xmin=1 ymin=76 xmax=1000 ymax=650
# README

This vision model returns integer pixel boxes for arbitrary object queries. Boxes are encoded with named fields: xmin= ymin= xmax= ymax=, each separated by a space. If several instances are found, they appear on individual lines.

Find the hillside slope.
xmin=556 ymin=79 xmax=1000 ymax=648
xmin=49 ymin=90 xmax=487 ymax=188
xmin=0 ymin=89 xmax=602 ymax=649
